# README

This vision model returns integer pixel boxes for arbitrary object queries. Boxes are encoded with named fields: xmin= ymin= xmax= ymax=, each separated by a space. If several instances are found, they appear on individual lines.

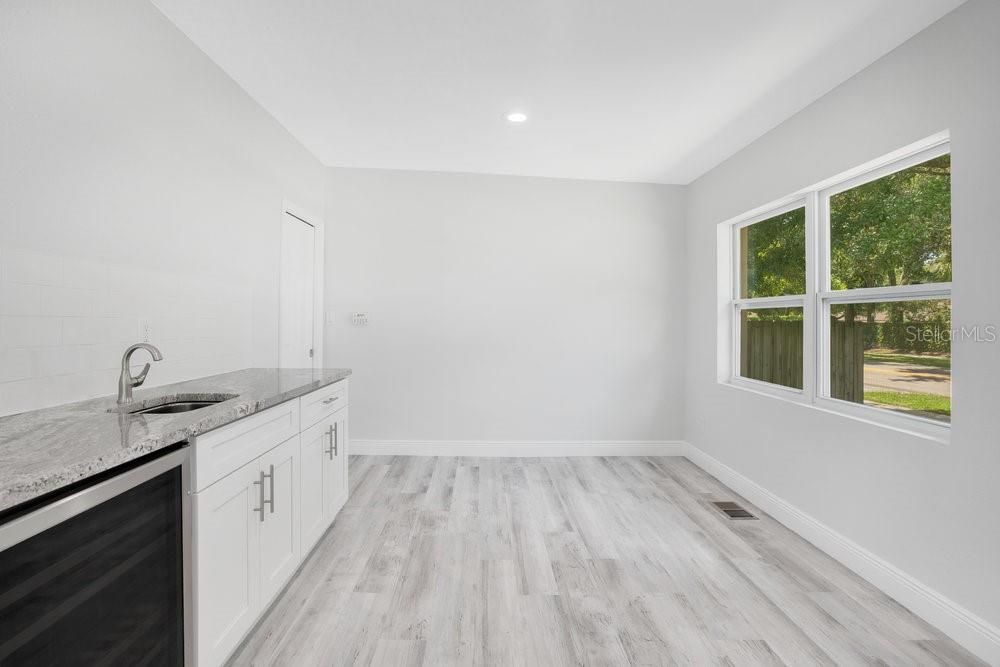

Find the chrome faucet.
xmin=118 ymin=343 xmax=163 ymax=405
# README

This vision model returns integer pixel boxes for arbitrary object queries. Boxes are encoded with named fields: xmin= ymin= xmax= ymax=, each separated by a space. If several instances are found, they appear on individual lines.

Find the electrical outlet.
xmin=352 ymin=312 xmax=368 ymax=326
xmin=140 ymin=319 xmax=152 ymax=342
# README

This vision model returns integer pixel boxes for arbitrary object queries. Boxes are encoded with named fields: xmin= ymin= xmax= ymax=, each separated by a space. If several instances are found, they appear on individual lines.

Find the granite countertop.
xmin=0 ymin=368 xmax=351 ymax=514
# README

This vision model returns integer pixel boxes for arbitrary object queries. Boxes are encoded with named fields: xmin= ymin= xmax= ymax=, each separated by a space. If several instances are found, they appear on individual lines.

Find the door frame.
xmin=279 ymin=199 xmax=324 ymax=369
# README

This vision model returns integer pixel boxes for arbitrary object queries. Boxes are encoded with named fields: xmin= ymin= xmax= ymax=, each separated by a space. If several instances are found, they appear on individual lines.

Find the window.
xmin=725 ymin=136 xmax=952 ymax=437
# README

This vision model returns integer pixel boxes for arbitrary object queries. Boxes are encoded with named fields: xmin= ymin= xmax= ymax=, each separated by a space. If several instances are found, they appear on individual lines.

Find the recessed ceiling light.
xmin=506 ymin=111 xmax=528 ymax=123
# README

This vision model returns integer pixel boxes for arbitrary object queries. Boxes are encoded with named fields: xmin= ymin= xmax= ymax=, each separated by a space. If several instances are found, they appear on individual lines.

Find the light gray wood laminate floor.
xmin=228 ymin=456 xmax=983 ymax=666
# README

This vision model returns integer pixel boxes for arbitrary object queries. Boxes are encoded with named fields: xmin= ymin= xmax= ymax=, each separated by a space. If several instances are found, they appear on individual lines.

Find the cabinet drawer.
xmin=299 ymin=380 xmax=348 ymax=429
xmin=192 ymin=401 xmax=299 ymax=492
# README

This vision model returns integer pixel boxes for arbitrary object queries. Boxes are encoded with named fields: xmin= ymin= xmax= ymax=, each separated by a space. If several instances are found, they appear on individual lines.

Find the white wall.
xmin=0 ymin=0 xmax=326 ymax=414
xmin=684 ymin=0 xmax=1000 ymax=651
xmin=325 ymin=169 xmax=685 ymax=444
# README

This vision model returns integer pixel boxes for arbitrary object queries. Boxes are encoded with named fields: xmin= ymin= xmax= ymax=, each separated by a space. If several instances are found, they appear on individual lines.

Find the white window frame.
xmin=720 ymin=133 xmax=952 ymax=443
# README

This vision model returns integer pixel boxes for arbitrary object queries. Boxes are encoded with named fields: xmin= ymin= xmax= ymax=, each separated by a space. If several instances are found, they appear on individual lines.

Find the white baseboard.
xmin=683 ymin=443 xmax=1000 ymax=666
xmin=351 ymin=439 xmax=687 ymax=457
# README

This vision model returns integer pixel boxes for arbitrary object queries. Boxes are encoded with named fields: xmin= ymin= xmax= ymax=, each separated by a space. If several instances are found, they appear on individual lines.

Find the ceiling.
xmin=151 ymin=0 xmax=965 ymax=184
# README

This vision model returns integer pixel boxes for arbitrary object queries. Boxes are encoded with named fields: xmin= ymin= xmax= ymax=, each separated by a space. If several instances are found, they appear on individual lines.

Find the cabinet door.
xmin=194 ymin=463 xmax=260 ymax=667
xmin=324 ymin=407 xmax=349 ymax=517
xmin=299 ymin=420 xmax=329 ymax=555
xmin=258 ymin=436 xmax=300 ymax=605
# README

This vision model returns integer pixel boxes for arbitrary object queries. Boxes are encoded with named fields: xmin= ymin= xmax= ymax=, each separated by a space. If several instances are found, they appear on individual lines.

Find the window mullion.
xmin=816 ymin=189 xmax=833 ymax=398
xmin=804 ymin=191 xmax=819 ymax=401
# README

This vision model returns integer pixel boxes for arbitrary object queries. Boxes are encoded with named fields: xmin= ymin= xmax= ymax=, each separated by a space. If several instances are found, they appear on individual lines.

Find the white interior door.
xmin=279 ymin=212 xmax=315 ymax=368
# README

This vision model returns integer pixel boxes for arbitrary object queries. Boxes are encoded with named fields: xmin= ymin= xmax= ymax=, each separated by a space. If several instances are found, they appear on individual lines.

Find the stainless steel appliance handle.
xmin=0 ymin=447 xmax=189 ymax=551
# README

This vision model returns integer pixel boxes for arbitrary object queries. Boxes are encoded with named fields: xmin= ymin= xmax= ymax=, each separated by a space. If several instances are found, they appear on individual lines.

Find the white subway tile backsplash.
xmin=30 ymin=346 xmax=86 ymax=377
xmin=60 ymin=317 xmax=101 ymax=345
xmin=41 ymin=287 xmax=94 ymax=318
xmin=0 ymin=316 xmax=62 ymax=348
xmin=0 ymin=379 xmax=44 ymax=415
xmin=60 ymin=258 xmax=108 ymax=289
xmin=0 ymin=283 xmax=42 ymax=316
xmin=2 ymin=249 xmax=65 ymax=286
xmin=0 ymin=245 xmax=256 ymax=415
xmin=76 ymin=344 xmax=114 ymax=372
xmin=0 ymin=349 xmax=33 ymax=383
xmin=61 ymin=316 xmax=139 ymax=346
xmin=107 ymin=316 xmax=141 ymax=344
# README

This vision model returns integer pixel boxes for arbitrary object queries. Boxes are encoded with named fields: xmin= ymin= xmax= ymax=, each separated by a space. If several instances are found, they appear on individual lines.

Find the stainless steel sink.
xmin=133 ymin=400 xmax=223 ymax=415
xmin=109 ymin=393 xmax=238 ymax=415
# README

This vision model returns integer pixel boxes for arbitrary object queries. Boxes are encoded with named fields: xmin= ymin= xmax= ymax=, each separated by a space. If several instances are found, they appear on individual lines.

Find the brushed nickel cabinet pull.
xmin=321 ymin=396 xmax=339 ymax=405
xmin=333 ymin=422 xmax=338 ymax=457
xmin=253 ymin=471 xmax=266 ymax=522
xmin=266 ymin=464 xmax=275 ymax=514
xmin=324 ymin=425 xmax=335 ymax=460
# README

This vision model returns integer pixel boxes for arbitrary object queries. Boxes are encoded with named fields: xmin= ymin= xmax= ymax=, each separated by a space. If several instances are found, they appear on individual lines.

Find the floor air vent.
xmin=712 ymin=501 xmax=758 ymax=520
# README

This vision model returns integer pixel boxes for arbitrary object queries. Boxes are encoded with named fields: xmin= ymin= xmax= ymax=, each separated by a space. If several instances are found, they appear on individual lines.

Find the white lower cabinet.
xmin=193 ymin=380 xmax=349 ymax=666
xmin=258 ymin=436 xmax=300 ymax=605
xmin=194 ymin=440 xmax=301 ymax=666
xmin=325 ymin=407 xmax=348 ymax=516
xmin=299 ymin=420 xmax=328 ymax=555
xmin=300 ymin=407 xmax=348 ymax=554
xmin=193 ymin=462 xmax=261 ymax=667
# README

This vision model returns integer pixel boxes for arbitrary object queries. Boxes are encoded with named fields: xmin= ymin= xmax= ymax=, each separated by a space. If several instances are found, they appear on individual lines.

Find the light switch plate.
xmin=352 ymin=312 xmax=368 ymax=326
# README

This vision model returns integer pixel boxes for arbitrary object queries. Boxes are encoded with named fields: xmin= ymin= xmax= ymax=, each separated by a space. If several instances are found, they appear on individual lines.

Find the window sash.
xmin=816 ymin=292 xmax=951 ymax=400
xmin=730 ymin=196 xmax=815 ymax=397
xmin=730 ymin=198 xmax=807 ymax=302
xmin=732 ymin=301 xmax=807 ymax=392
xmin=816 ymin=140 xmax=951 ymax=293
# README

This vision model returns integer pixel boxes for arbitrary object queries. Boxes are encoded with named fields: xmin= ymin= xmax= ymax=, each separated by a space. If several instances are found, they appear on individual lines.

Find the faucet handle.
xmin=132 ymin=363 xmax=151 ymax=387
